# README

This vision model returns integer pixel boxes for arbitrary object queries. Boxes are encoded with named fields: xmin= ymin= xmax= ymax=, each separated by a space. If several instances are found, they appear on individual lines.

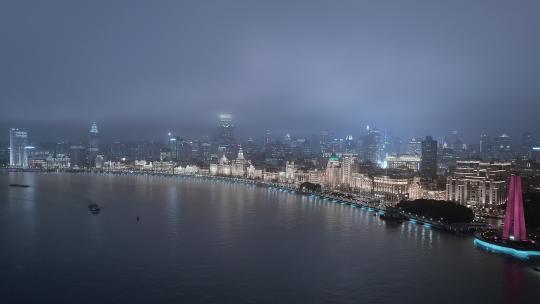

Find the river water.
xmin=1 ymin=172 xmax=539 ymax=303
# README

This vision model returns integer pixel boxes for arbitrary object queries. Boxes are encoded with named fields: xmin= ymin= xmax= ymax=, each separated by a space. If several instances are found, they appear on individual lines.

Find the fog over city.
xmin=1 ymin=0 xmax=540 ymax=141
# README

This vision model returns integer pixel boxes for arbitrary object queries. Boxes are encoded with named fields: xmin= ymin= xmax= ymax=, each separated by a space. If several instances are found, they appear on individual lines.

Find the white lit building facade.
xmin=446 ymin=161 xmax=510 ymax=207
xmin=9 ymin=128 xmax=29 ymax=168
xmin=385 ymin=155 xmax=421 ymax=172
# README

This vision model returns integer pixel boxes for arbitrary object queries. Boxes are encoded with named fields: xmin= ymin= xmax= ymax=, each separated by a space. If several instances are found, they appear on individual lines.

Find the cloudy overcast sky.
xmin=1 ymin=0 xmax=539 ymax=141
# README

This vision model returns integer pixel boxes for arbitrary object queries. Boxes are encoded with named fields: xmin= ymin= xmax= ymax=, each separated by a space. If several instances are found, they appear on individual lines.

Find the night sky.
xmin=1 ymin=0 xmax=540 ymax=141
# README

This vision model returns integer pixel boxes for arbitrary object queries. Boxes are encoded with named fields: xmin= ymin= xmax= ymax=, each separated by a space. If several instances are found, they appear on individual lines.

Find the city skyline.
xmin=6 ymin=117 xmax=540 ymax=168
xmin=2 ymin=1 xmax=540 ymax=140
xmin=3 ymin=115 xmax=540 ymax=145
xmin=3 ymin=2 xmax=540 ymax=302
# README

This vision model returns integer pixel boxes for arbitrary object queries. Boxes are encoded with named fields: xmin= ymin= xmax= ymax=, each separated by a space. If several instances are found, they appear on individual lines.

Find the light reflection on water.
xmin=0 ymin=172 xmax=539 ymax=303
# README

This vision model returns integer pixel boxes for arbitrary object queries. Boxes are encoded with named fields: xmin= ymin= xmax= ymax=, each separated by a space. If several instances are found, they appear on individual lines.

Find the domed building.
xmin=325 ymin=153 xmax=342 ymax=188
xmin=231 ymin=147 xmax=250 ymax=177
xmin=210 ymin=153 xmax=232 ymax=176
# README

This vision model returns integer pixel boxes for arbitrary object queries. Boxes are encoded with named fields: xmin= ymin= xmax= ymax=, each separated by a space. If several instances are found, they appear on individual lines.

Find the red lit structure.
xmin=502 ymin=175 xmax=527 ymax=241
xmin=474 ymin=175 xmax=540 ymax=259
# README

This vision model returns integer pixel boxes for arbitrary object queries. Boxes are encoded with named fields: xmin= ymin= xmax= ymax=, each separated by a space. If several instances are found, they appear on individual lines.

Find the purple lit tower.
xmin=502 ymin=175 xmax=527 ymax=241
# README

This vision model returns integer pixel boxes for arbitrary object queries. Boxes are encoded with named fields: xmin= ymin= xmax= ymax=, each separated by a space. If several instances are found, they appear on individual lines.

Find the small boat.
xmin=88 ymin=204 xmax=101 ymax=215
xmin=9 ymin=184 xmax=30 ymax=188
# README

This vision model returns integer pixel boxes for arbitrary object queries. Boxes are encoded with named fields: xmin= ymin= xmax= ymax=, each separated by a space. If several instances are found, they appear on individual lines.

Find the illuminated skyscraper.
xmin=407 ymin=137 xmax=423 ymax=156
xmin=9 ymin=128 xmax=28 ymax=168
xmin=216 ymin=114 xmax=235 ymax=157
xmin=88 ymin=122 xmax=99 ymax=166
xmin=168 ymin=133 xmax=178 ymax=161
xmin=341 ymin=153 xmax=358 ymax=186
xmin=217 ymin=114 xmax=234 ymax=144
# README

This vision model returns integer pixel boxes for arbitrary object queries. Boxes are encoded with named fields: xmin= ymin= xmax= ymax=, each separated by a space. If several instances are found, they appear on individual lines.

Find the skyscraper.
xmin=341 ymin=153 xmax=358 ymax=186
xmin=494 ymin=134 xmax=512 ymax=160
xmin=479 ymin=134 xmax=491 ymax=160
xmin=420 ymin=136 xmax=437 ymax=179
xmin=9 ymin=128 xmax=28 ymax=168
xmin=264 ymin=129 xmax=272 ymax=145
xmin=521 ymin=132 xmax=534 ymax=160
xmin=216 ymin=114 xmax=235 ymax=157
xmin=217 ymin=114 xmax=234 ymax=144
xmin=168 ymin=133 xmax=178 ymax=161
xmin=407 ymin=137 xmax=423 ymax=156
xmin=362 ymin=126 xmax=379 ymax=164
xmin=319 ymin=130 xmax=330 ymax=154
xmin=70 ymin=145 xmax=86 ymax=168
xmin=88 ymin=122 xmax=99 ymax=166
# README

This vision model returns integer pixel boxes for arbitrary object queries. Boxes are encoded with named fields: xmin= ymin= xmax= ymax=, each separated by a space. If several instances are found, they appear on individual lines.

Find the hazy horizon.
xmin=2 ymin=0 xmax=540 ymax=142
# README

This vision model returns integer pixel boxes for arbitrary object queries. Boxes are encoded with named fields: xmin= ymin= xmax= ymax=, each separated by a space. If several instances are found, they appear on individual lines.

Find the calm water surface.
xmin=1 ymin=172 xmax=539 ymax=303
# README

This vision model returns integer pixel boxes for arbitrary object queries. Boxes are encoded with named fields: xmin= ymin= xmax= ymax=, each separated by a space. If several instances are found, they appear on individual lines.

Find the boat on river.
xmin=9 ymin=184 xmax=30 ymax=188
xmin=88 ymin=204 xmax=101 ymax=215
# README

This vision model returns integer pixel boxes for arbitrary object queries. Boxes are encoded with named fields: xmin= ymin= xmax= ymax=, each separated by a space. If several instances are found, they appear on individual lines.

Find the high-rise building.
xmin=341 ymin=153 xmax=358 ymax=186
xmin=88 ymin=122 xmax=99 ymax=166
xmin=520 ymin=132 xmax=534 ymax=160
xmin=407 ymin=137 xmax=423 ymax=156
xmin=166 ymin=134 xmax=192 ymax=162
xmin=264 ymin=129 xmax=272 ymax=145
xmin=178 ymin=139 xmax=192 ymax=162
xmin=217 ymin=114 xmax=234 ymax=153
xmin=344 ymin=135 xmax=356 ymax=154
xmin=9 ymin=128 xmax=29 ymax=168
xmin=319 ymin=130 xmax=331 ymax=154
xmin=362 ymin=126 xmax=379 ymax=164
xmin=110 ymin=141 xmax=128 ymax=161
xmin=55 ymin=141 xmax=69 ymax=157
xmin=448 ymin=130 xmax=461 ymax=150
xmin=494 ymin=134 xmax=512 ymax=160
xmin=70 ymin=145 xmax=86 ymax=168
xmin=167 ymin=132 xmax=177 ymax=160
xmin=420 ymin=136 xmax=437 ymax=179
xmin=479 ymin=134 xmax=491 ymax=160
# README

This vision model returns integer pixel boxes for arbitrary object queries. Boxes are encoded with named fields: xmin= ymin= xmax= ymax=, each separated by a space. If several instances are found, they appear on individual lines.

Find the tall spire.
xmin=502 ymin=175 xmax=527 ymax=241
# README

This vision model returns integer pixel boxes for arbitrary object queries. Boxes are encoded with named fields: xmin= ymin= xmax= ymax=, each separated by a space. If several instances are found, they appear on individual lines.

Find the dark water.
xmin=1 ymin=172 xmax=539 ymax=303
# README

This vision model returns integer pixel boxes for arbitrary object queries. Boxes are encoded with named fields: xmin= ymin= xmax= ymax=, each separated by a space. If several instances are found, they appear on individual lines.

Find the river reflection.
xmin=0 ymin=172 xmax=538 ymax=303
